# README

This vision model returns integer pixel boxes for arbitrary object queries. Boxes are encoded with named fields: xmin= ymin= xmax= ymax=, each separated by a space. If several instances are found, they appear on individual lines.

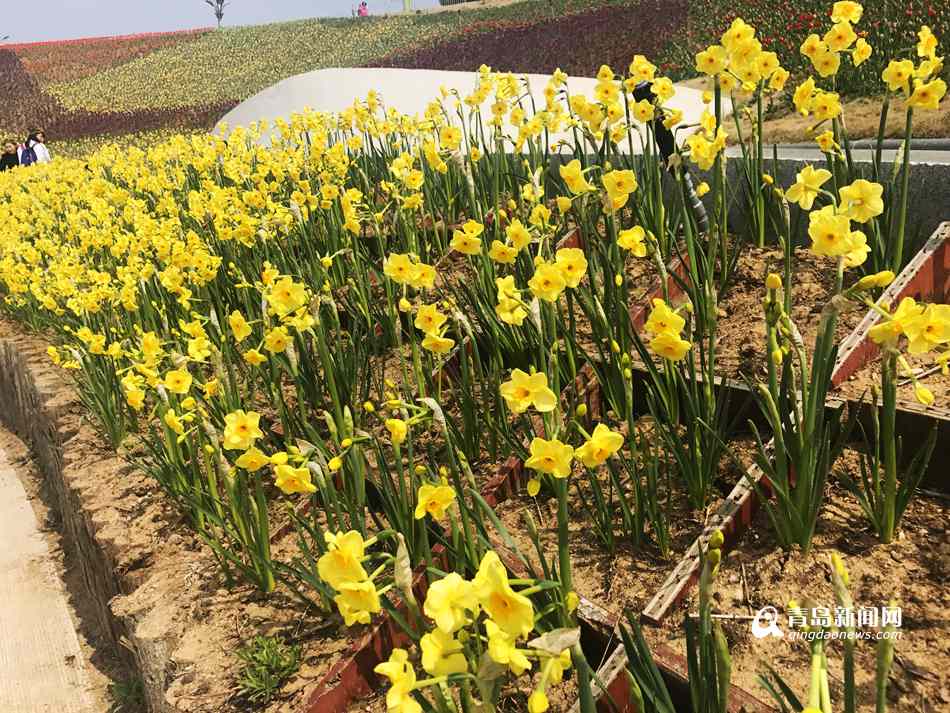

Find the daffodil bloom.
xmin=506 ymin=219 xmax=533 ymax=250
xmin=439 ymin=125 xmax=462 ymax=151
xmin=530 ymin=203 xmax=553 ymax=228
xmin=317 ymin=530 xmax=368 ymax=590
xmin=815 ymin=130 xmax=839 ymax=153
xmin=488 ymin=240 xmax=519 ymax=264
xmin=907 ymin=78 xmax=947 ymax=110
xmin=918 ymin=25 xmax=939 ymax=60
xmin=496 ymin=276 xmax=528 ymax=326
xmin=420 ymin=629 xmax=468 ymax=676
xmin=422 ymin=332 xmax=455 ymax=354
xmin=273 ymin=463 xmax=316 ymax=495
xmin=844 ymin=230 xmax=870 ymax=268
xmin=243 ymin=348 xmax=267 ymax=366
xmin=629 ymin=54 xmax=656 ymax=82
xmin=831 ymin=1 xmax=862 ymax=24
xmin=784 ymin=165 xmax=831 ymax=210
xmin=868 ymin=297 xmax=924 ymax=347
xmin=414 ymin=304 xmax=447 ymax=335
xmin=485 ymin=619 xmax=532 ymax=675
xmin=500 ymin=369 xmax=557 ymax=414
xmin=384 ymin=253 xmax=416 ymax=285
xmin=824 ymin=21 xmax=856 ymax=51
xmin=839 ymin=179 xmax=884 ymax=223
xmin=808 ymin=206 xmax=854 ymax=257
xmin=528 ymin=262 xmax=566 ymax=302
xmin=800 ymin=34 xmax=826 ymax=60
xmin=375 ymin=649 xmax=422 ymax=713
xmin=268 ymin=276 xmax=308 ymax=316
xmin=695 ymin=44 xmax=728 ymax=75
xmin=769 ymin=67 xmax=790 ymax=92
xmin=450 ymin=229 xmax=482 ymax=255
xmin=853 ymin=37 xmax=872 ymax=66
xmin=618 ymin=225 xmax=649 ymax=256
xmin=424 ymin=572 xmax=477 ymax=633
xmin=651 ymin=332 xmax=692 ymax=361
xmin=334 ymin=579 xmax=381 ymax=626
xmin=164 ymin=409 xmax=185 ymax=436
xmin=235 ymin=447 xmax=270 ymax=472
xmin=882 ymin=60 xmax=915 ymax=94
xmin=793 ymin=77 xmax=816 ymax=115
xmin=576 ymin=424 xmax=625 ymax=467
xmin=811 ymin=90 xmax=842 ymax=121
xmin=385 ymin=418 xmax=408 ymax=445
xmin=554 ymin=247 xmax=588 ymax=288
xmin=653 ymin=77 xmax=676 ymax=103
xmin=903 ymin=304 xmax=950 ymax=354
xmin=414 ymin=483 xmax=456 ymax=520
xmin=645 ymin=298 xmax=686 ymax=336
xmin=631 ymin=98 xmax=655 ymax=124
xmin=222 ymin=409 xmax=263 ymax=450
xmin=126 ymin=389 xmax=145 ymax=411
xmin=474 ymin=551 xmax=535 ymax=637
xmin=163 ymin=368 xmax=192 ymax=395
xmin=525 ymin=437 xmax=574 ymax=478
xmin=559 ymin=159 xmax=593 ymax=194
xmin=263 ymin=326 xmax=291 ymax=353
xmin=141 ymin=331 xmax=164 ymax=361
xmin=602 ymin=169 xmax=638 ymax=210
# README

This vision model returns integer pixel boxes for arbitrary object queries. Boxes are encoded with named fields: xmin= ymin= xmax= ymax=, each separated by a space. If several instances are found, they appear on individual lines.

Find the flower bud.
xmin=439 ymin=466 xmax=449 ymax=477
xmin=621 ymin=353 xmax=631 ymax=367
xmin=398 ymin=297 xmax=411 ymax=312
xmin=765 ymin=273 xmax=782 ymax=290
xmin=611 ymin=339 xmax=621 ymax=354
xmin=614 ymin=273 xmax=623 ymax=287
xmin=566 ymin=591 xmax=580 ymax=613
xmin=708 ymin=529 xmax=725 ymax=549
xmin=527 ymin=477 xmax=541 ymax=497
xmin=328 ymin=456 xmax=343 ymax=472
xmin=575 ymin=403 xmax=588 ymax=417
xmin=341 ymin=437 xmax=353 ymax=448
xmin=414 ymin=464 xmax=427 ymax=475
xmin=762 ymin=173 xmax=774 ymax=185
xmin=772 ymin=348 xmax=784 ymax=365
xmin=363 ymin=400 xmax=375 ymax=413
xmin=855 ymin=270 xmax=895 ymax=291
xmin=623 ymin=368 xmax=632 ymax=380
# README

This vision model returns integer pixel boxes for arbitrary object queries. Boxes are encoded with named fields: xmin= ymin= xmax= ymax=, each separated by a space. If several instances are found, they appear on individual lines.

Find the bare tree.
xmin=204 ymin=0 xmax=228 ymax=28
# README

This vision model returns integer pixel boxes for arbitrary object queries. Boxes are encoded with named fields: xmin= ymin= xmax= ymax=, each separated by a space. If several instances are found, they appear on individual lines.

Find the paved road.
xmin=0 ymin=435 xmax=94 ymax=713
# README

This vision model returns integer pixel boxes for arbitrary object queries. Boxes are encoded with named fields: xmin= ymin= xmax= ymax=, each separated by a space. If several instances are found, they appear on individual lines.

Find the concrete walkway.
xmin=0 ymin=438 xmax=94 ymax=713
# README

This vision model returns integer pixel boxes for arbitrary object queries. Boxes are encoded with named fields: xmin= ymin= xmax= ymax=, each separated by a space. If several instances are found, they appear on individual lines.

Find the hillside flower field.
xmin=1 ymin=0 xmax=948 ymax=153
xmin=1 ymin=1 xmax=949 ymax=712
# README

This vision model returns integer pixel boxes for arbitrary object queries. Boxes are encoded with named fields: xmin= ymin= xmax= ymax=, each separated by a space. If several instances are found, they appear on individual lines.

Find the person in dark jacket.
xmin=0 ymin=140 xmax=19 ymax=171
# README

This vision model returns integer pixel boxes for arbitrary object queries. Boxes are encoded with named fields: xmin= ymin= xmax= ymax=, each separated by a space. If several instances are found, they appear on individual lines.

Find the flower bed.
xmin=1 ymin=4 xmax=949 ymax=713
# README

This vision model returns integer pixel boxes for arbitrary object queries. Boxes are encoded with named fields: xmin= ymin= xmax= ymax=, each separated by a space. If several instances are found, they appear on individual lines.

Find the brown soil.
xmin=715 ymin=247 xmax=862 ymax=383
xmin=758 ymin=96 xmax=950 ymax=146
xmin=679 ymin=77 xmax=950 ymax=144
xmin=836 ymin=349 xmax=950 ymax=411
xmin=660 ymin=450 xmax=950 ymax=712
xmin=491 ymin=433 xmax=759 ymax=622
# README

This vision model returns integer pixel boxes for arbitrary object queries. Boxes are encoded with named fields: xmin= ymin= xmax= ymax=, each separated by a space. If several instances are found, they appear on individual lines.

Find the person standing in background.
xmin=29 ymin=129 xmax=52 ymax=164
xmin=358 ymin=2 xmax=369 ymax=17
xmin=0 ymin=140 xmax=19 ymax=171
